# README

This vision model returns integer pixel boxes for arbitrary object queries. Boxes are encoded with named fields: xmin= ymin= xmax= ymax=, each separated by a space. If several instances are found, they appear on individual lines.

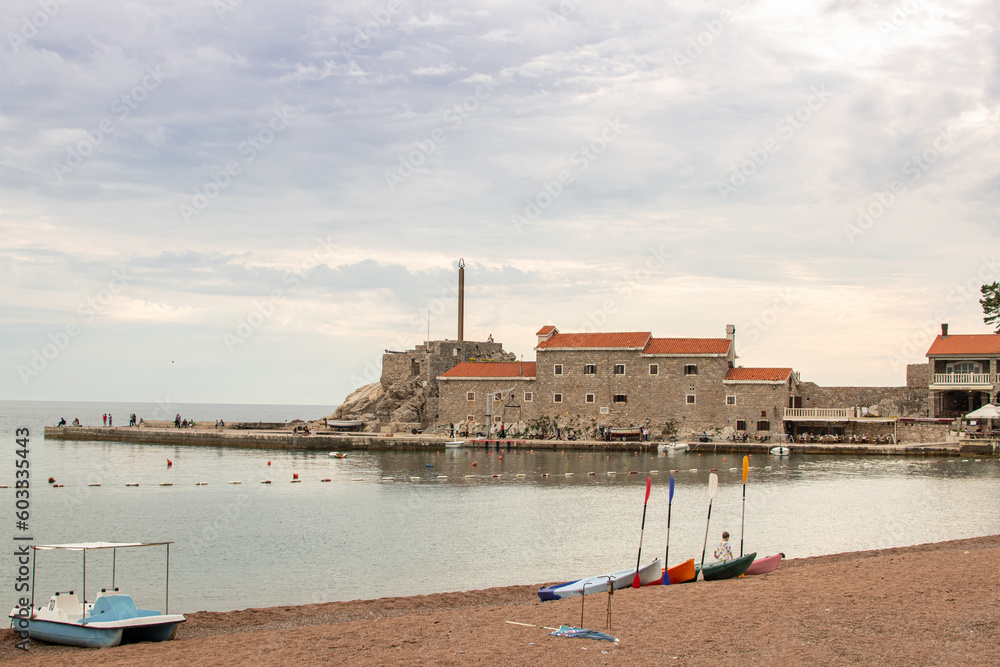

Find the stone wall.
xmin=797 ymin=383 xmax=928 ymax=418
xmin=724 ymin=381 xmax=796 ymax=435
xmin=906 ymin=363 xmax=930 ymax=388
xmin=436 ymin=378 xmax=537 ymax=433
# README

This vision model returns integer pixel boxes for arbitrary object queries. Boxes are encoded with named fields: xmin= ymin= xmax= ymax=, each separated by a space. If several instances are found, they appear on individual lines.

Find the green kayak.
xmin=683 ymin=552 xmax=756 ymax=582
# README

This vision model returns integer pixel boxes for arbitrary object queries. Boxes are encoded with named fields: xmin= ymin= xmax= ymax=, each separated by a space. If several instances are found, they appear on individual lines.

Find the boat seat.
xmin=47 ymin=592 xmax=83 ymax=622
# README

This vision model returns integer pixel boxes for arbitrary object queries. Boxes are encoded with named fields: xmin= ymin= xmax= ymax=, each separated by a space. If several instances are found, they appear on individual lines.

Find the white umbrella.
xmin=965 ymin=404 xmax=1000 ymax=419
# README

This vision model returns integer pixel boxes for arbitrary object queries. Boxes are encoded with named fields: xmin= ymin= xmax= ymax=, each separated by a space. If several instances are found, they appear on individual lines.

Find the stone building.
xmin=435 ymin=324 xmax=804 ymax=438
xmin=926 ymin=324 xmax=1000 ymax=418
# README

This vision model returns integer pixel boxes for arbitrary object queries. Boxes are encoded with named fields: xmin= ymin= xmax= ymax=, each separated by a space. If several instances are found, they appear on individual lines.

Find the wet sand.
xmin=3 ymin=535 xmax=998 ymax=665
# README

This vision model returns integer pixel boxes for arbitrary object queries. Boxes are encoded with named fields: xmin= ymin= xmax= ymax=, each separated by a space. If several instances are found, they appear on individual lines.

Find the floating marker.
xmin=0 ymin=485 xmax=7 ymax=489
xmin=261 ymin=481 xmax=272 ymax=484
xmin=650 ymin=470 xmax=659 ymax=474
xmin=565 ymin=472 xmax=573 ymax=477
xmin=464 ymin=475 xmax=475 ymax=479
xmin=320 ymin=479 xmax=331 ymax=482
xmin=88 ymin=483 xmax=101 ymax=487
xmin=588 ymin=472 xmax=596 ymax=475
xmin=228 ymin=481 xmax=242 ymax=485
xmin=409 ymin=476 xmax=420 ymax=482
xmin=515 ymin=473 xmax=526 ymax=478
xmin=381 ymin=477 xmax=393 ymax=481
xmin=351 ymin=478 xmax=363 ymax=482
xmin=159 ymin=483 xmax=173 ymax=487
xmin=541 ymin=473 xmax=549 ymax=477
xmin=53 ymin=484 xmax=64 ymax=487
xmin=126 ymin=483 xmax=139 ymax=487
xmin=293 ymin=473 xmax=299 ymax=479
xmin=607 ymin=471 xmax=616 ymax=476
xmin=765 ymin=466 xmax=772 ymax=470
xmin=729 ymin=468 xmax=738 ymax=472
xmin=195 ymin=482 xmax=208 ymax=486
xmin=689 ymin=469 xmax=698 ymax=472
xmin=709 ymin=468 xmax=718 ymax=472
xmin=780 ymin=465 xmax=789 ymax=469
xmin=291 ymin=479 xmax=301 ymax=483
xmin=167 ymin=459 xmax=172 ymax=467
xmin=670 ymin=469 xmax=679 ymax=473
xmin=491 ymin=474 xmax=501 ymax=478
xmin=437 ymin=475 xmax=447 ymax=480
xmin=629 ymin=471 xmax=638 ymax=475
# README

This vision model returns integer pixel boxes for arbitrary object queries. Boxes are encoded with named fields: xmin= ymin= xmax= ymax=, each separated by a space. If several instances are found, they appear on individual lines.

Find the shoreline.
xmin=4 ymin=534 xmax=999 ymax=664
xmin=42 ymin=426 xmax=999 ymax=457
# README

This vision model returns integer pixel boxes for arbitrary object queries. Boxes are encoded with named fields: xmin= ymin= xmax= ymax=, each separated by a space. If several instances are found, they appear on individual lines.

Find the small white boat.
xmin=770 ymin=446 xmax=790 ymax=456
xmin=444 ymin=440 xmax=465 ymax=448
xmin=325 ymin=419 xmax=363 ymax=430
xmin=657 ymin=442 xmax=689 ymax=453
xmin=8 ymin=542 xmax=185 ymax=648
xmin=537 ymin=559 xmax=663 ymax=600
xmin=329 ymin=452 xmax=347 ymax=459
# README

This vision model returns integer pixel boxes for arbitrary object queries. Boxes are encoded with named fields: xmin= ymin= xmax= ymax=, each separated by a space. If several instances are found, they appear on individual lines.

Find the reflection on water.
xmin=4 ymin=401 xmax=999 ymax=613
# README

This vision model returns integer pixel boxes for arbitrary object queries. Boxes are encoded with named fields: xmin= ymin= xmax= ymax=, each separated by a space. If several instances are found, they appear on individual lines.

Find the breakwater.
xmin=41 ymin=427 xmax=998 ymax=456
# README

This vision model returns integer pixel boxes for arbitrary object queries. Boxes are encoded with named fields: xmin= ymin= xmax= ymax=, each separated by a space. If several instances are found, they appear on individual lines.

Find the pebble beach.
xmin=2 ymin=534 xmax=997 ymax=666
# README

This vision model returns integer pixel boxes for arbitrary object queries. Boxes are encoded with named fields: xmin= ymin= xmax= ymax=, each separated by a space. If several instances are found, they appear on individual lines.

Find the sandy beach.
xmin=2 ymin=535 xmax=998 ymax=665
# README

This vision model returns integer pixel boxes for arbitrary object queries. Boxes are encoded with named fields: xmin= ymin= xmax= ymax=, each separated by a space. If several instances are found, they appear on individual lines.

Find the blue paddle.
xmin=662 ymin=476 xmax=675 ymax=585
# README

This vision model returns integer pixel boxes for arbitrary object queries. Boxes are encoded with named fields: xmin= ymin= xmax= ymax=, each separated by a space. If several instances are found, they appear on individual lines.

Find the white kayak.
xmin=537 ymin=559 xmax=662 ymax=601
xmin=770 ymin=446 xmax=790 ymax=456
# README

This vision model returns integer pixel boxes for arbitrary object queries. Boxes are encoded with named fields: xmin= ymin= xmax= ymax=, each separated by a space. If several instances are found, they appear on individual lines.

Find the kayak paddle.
xmin=632 ymin=476 xmax=652 ymax=588
xmin=740 ymin=455 xmax=749 ymax=558
xmin=698 ymin=473 xmax=719 ymax=582
xmin=662 ymin=475 xmax=675 ymax=585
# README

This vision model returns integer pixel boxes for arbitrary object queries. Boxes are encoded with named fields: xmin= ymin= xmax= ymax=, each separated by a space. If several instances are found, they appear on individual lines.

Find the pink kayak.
xmin=745 ymin=553 xmax=784 ymax=575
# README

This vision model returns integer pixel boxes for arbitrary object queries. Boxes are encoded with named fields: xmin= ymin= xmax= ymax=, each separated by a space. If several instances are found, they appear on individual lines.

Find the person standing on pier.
xmin=103 ymin=413 xmax=107 ymax=426
xmin=108 ymin=414 xmax=112 ymax=427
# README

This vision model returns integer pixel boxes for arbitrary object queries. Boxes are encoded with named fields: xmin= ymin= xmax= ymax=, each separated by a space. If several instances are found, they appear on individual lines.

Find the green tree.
xmin=981 ymin=282 xmax=1000 ymax=332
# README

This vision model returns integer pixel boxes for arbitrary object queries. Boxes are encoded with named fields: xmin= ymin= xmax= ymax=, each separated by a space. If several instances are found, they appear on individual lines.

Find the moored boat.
xmin=326 ymin=419 xmax=364 ymax=430
xmin=329 ymin=452 xmax=347 ymax=458
xmin=537 ymin=559 xmax=662 ymax=601
xmin=8 ymin=542 xmax=185 ymax=648
xmin=745 ymin=552 xmax=785 ymax=575
xmin=683 ymin=552 xmax=756 ymax=582
xmin=444 ymin=440 xmax=465 ymax=448
xmin=657 ymin=442 xmax=689 ymax=453
xmin=770 ymin=446 xmax=790 ymax=456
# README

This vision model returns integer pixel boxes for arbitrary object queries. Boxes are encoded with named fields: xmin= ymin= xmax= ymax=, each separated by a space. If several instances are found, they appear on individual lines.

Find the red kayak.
xmin=745 ymin=553 xmax=784 ymax=575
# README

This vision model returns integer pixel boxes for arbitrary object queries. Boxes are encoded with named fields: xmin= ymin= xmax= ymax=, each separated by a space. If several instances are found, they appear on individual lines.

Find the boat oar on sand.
xmin=698 ymin=473 xmax=719 ymax=582
xmin=740 ymin=455 xmax=748 ymax=557
xmin=662 ymin=476 xmax=675 ymax=585
xmin=632 ymin=477 xmax=652 ymax=588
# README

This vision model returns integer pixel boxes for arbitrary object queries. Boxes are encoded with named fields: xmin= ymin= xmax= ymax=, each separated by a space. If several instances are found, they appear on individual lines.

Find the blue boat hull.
xmin=23 ymin=618 xmax=124 ymax=648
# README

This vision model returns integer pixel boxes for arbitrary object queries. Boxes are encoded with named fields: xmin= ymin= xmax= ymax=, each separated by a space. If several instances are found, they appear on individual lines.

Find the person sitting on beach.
xmin=72 ymin=418 xmax=80 ymax=427
xmin=57 ymin=418 xmax=66 ymax=426
xmin=713 ymin=531 xmax=734 ymax=561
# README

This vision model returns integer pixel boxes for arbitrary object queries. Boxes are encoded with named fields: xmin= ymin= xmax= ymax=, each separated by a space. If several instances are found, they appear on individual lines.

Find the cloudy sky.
xmin=1 ymin=0 xmax=998 ymax=405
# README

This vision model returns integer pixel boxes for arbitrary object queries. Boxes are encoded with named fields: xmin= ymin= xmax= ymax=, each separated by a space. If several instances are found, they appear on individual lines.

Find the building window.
xmin=494 ymin=416 xmax=502 ymax=422
xmin=649 ymin=364 xmax=658 ymax=375
xmin=467 ymin=392 xmax=475 ymax=402
xmin=467 ymin=414 xmax=474 ymax=422
xmin=613 ymin=394 xmax=627 ymax=403
xmin=453 ymin=347 xmax=460 ymax=357
xmin=524 ymin=392 xmax=533 ymax=402
xmin=726 ymin=395 xmax=736 ymax=406
xmin=494 ymin=392 xmax=502 ymax=401
xmin=614 ymin=364 xmax=625 ymax=375
xmin=585 ymin=393 xmax=595 ymax=403
xmin=948 ymin=362 xmax=981 ymax=374
xmin=686 ymin=394 xmax=696 ymax=405
xmin=736 ymin=420 xmax=747 ymax=431
xmin=685 ymin=364 xmax=698 ymax=375
xmin=757 ymin=420 xmax=771 ymax=431
xmin=554 ymin=364 xmax=563 ymax=376
xmin=553 ymin=393 xmax=563 ymax=403
xmin=584 ymin=364 xmax=596 ymax=375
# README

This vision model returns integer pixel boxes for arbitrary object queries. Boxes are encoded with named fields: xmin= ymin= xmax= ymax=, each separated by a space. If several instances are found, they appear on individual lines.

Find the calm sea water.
xmin=2 ymin=400 xmax=999 ymax=614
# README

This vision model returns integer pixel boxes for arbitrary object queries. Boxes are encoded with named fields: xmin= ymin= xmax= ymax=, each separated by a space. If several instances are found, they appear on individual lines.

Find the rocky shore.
xmin=3 ymin=535 xmax=998 ymax=665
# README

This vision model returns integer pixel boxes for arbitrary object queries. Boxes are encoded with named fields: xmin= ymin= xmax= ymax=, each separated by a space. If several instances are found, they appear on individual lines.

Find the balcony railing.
xmin=783 ymin=408 xmax=853 ymax=420
xmin=931 ymin=374 xmax=997 ymax=386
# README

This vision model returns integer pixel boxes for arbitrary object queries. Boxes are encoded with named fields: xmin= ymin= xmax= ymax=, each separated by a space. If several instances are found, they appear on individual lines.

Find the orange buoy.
xmin=723 ymin=458 xmax=726 ymax=462
xmin=268 ymin=461 xmax=271 ymax=465
xmin=167 ymin=459 xmax=172 ymax=467
xmin=48 ymin=477 xmax=55 ymax=484
xmin=293 ymin=473 xmax=299 ymax=479
xmin=472 ymin=461 xmax=477 ymax=466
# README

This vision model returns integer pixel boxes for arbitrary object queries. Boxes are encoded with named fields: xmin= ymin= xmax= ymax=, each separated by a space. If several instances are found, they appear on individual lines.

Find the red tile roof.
xmin=725 ymin=367 xmax=793 ymax=382
xmin=440 ymin=362 xmax=536 ymax=379
xmin=536 ymin=332 xmax=652 ymax=349
xmin=644 ymin=338 xmax=732 ymax=355
xmin=926 ymin=334 xmax=1000 ymax=356
xmin=535 ymin=325 xmax=557 ymax=336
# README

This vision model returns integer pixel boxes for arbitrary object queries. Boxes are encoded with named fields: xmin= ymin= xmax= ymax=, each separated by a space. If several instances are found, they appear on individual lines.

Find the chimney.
xmin=941 ymin=323 xmax=948 ymax=338
xmin=457 ymin=258 xmax=465 ymax=342
xmin=725 ymin=324 xmax=736 ymax=340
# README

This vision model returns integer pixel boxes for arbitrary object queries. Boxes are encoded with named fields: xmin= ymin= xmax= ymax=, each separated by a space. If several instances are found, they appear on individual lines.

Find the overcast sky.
xmin=1 ymin=0 xmax=998 ymax=405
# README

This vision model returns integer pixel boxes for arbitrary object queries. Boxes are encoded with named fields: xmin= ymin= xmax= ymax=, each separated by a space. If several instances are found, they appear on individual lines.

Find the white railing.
xmin=783 ymin=408 xmax=852 ymax=419
xmin=931 ymin=374 xmax=997 ymax=386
